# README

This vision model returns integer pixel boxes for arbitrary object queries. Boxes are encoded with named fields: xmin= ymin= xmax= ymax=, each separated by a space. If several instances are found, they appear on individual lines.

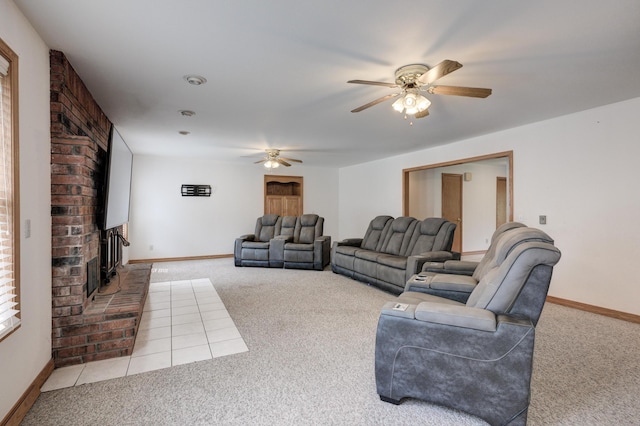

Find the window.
xmin=0 ymin=38 xmax=19 ymax=342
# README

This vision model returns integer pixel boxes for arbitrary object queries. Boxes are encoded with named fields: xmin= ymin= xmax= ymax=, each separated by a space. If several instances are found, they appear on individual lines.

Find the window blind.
xmin=0 ymin=61 xmax=19 ymax=340
xmin=0 ymin=55 xmax=8 ymax=76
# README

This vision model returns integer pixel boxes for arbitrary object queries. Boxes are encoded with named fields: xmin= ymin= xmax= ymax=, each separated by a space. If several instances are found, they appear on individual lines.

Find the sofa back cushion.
xmin=472 ymin=226 xmax=554 ymax=281
xmin=466 ymin=239 xmax=561 ymax=320
xmin=280 ymin=216 xmax=298 ymax=239
xmin=380 ymin=217 xmax=418 ymax=256
xmin=406 ymin=218 xmax=456 ymax=256
xmin=294 ymin=214 xmax=323 ymax=244
xmin=255 ymin=214 xmax=281 ymax=242
xmin=361 ymin=215 xmax=393 ymax=251
xmin=471 ymin=222 xmax=527 ymax=280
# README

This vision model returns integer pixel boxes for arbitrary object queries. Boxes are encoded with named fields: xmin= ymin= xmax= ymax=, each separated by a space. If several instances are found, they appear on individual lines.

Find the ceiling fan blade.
xmin=351 ymin=93 xmax=400 ymax=113
xmin=276 ymin=158 xmax=291 ymax=167
xmin=417 ymin=60 xmax=463 ymax=85
xmin=347 ymin=79 xmax=399 ymax=88
xmin=428 ymin=85 xmax=492 ymax=98
xmin=254 ymin=159 xmax=267 ymax=164
xmin=280 ymin=157 xmax=303 ymax=163
xmin=415 ymin=109 xmax=430 ymax=119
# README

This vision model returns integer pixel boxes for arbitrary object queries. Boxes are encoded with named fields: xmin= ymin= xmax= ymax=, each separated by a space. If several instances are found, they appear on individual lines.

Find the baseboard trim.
xmin=461 ymin=250 xmax=486 ymax=256
xmin=129 ymin=253 xmax=233 ymax=264
xmin=547 ymin=296 xmax=640 ymax=324
xmin=1 ymin=358 xmax=54 ymax=426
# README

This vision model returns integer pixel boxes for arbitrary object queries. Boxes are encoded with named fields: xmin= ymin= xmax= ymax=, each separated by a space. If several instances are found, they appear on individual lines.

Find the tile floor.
xmin=41 ymin=278 xmax=248 ymax=392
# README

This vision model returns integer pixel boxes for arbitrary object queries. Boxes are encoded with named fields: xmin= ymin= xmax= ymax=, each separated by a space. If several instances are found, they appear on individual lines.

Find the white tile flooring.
xmin=41 ymin=278 xmax=248 ymax=392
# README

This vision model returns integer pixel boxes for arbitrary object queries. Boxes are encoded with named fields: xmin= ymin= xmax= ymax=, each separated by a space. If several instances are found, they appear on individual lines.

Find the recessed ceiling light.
xmin=179 ymin=110 xmax=196 ymax=117
xmin=178 ymin=130 xmax=191 ymax=135
xmin=183 ymin=75 xmax=207 ymax=85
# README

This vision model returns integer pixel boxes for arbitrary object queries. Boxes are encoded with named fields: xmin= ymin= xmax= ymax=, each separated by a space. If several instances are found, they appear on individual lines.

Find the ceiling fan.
xmin=348 ymin=60 xmax=492 ymax=119
xmin=254 ymin=149 xmax=303 ymax=169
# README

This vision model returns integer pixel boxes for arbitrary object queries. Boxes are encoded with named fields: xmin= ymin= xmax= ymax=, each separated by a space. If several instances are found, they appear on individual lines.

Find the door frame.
xmin=402 ymin=151 xmax=514 ymax=252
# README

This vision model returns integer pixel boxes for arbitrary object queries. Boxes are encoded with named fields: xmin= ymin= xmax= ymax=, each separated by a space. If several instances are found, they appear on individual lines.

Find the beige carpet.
xmin=23 ymin=258 xmax=640 ymax=425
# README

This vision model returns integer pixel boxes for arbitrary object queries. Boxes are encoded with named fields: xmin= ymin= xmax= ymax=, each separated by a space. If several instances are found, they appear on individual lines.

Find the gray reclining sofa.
xmin=331 ymin=215 xmax=458 ymax=294
xmin=375 ymin=226 xmax=561 ymax=425
xmin=234 ymin=214 xmax=331 ymax=270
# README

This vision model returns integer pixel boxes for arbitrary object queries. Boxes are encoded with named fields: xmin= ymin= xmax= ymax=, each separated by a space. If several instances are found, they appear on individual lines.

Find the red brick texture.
xmin=50 ymin=50 xmax=150 ymax=367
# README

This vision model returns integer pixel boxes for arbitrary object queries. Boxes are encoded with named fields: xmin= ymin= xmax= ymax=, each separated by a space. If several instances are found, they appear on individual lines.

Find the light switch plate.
xmin=539 ymin=215 xmax=547 ymax=225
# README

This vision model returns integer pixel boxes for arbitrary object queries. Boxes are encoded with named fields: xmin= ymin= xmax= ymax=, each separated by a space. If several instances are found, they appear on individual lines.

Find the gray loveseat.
xmin=331 ymin=216 xmax=457 ymax=294
xmin=234 ymin=214 xmax=331 ymax=271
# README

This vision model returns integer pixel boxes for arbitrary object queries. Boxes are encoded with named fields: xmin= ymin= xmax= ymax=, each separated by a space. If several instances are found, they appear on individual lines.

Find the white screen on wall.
xmin=103 ymin=127 xmax=133 ymax=230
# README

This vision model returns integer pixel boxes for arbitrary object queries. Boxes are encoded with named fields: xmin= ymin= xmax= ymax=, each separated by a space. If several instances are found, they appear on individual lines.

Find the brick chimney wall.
xmin=50 ymin=50 xmax=137 ymax=366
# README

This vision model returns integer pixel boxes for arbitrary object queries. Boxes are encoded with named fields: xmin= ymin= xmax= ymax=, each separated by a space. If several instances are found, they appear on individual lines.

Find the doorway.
xmin=403 ymin=151 xmax=513 ymax=255
xmin=442 ymin=173 xmax=463 ymax=253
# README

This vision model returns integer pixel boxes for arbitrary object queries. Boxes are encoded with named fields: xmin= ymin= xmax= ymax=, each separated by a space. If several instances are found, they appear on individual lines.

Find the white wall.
xmin=339 ymin=97 xmax=640 ymax=315
xmin=128 ymin=155 xmax=339 ymax=260
xmin=0 ymin=0 xmax=52 ymax=419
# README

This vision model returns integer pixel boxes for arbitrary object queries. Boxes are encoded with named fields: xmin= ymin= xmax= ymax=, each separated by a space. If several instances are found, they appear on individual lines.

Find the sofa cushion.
xmin=361 ymin=215 xmax=393 ymax=251
xmin=242 ymin=241 xmax=270 ymax=249
xmin=280 ymin=216 xmax=298 ymax=238
xmin=376 ymin=253 xmax=408 ymax=270
xmin=380 ymin=217 xmax=418 ymax=256
xmin=296 ymin=214 xmax=322 ymax=244
xmin=256 ymin=214 xmax=281 ymax=242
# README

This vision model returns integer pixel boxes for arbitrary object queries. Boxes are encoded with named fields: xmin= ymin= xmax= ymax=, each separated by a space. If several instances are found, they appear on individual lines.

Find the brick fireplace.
xmin=50 ymin=50 xmax=150 ymax=367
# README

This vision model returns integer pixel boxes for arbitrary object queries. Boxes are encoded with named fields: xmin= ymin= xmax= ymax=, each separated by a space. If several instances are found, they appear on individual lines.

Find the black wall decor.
xmin=181 ymin=184 xmax=212 ymax=197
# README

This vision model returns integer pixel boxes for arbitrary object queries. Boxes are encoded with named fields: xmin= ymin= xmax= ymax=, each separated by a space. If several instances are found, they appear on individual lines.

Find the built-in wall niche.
xmin=403 ymin=151 xmax=513 ymax=255
xmin=264 ymin=175 xmax=303 ymax=216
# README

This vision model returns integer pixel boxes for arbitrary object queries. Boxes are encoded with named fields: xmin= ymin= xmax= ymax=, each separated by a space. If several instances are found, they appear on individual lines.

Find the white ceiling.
xmin=15 ymin=0 xmax=640 ymax=168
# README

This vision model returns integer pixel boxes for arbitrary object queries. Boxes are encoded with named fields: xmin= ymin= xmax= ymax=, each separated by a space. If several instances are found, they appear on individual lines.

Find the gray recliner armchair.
xmin=375 ymin=227 xmax=561 ymax=426
xmin=283 ymin=214 xmax=331 ymax=270
xmin=234 ymin=214 xmax=282 ymax=267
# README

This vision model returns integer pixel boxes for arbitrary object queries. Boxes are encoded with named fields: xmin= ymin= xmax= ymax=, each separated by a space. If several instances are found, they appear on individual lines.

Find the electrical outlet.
xmin=539 ymin=215 xmax=547 ymax=225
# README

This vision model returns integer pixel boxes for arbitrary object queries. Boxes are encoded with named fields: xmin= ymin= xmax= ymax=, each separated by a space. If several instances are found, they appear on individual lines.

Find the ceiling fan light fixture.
xmin=403 ymin=92 xmax=417 ymax=108
xmin=416 ymin=95 xmax=431 ymax=112
xmin=264 ymin=160 xmax=280 ymax=169
xmin=392 ymin=97 xmax=404 ymax=112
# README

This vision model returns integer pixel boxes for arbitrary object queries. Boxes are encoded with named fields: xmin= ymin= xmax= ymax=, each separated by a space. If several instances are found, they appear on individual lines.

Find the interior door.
xmin=442 ymin=173 xmax=463 ymax=253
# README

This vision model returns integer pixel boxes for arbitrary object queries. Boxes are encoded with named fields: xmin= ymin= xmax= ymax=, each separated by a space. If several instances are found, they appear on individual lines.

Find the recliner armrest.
xmin=422 ymin=260 xmax=478 ymax=275
xmin=273 ymin=235 xmax=293 ymax=242
xmin=406 ymin=251 xmax=457 ymax=282
xmin=336 ymin=238 xmax=363 ymax=247
xmin=237 ymin=234 xmax=255 ymax=241
xmin=414 ymin=302 xmax=497 ymax=332
xmin=380 ymin=301 xmax=417 ymax=319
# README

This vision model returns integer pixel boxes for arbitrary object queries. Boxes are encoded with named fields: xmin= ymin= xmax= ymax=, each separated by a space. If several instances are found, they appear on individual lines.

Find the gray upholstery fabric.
xmin=331 ymin=216 xmax=457 ymax=294
xmin=283 ymin=214 xmax=331 ymax=270
xmin=380 ymin=217 xmax=418 ymax=256
xmin=234 ymin=215 xmax=283 ymax=267
xmin=375 ymin=226 xmax=561 ymax=425
xmin=412 ymin=222 xmax=539 ymax=303
xmin=256 ymin=214 xmax=282 ymax=242
xmin=236 ymin=214 xmax=330 ymax=270
xmin=361 ymin=215 xmax=393 ymax=251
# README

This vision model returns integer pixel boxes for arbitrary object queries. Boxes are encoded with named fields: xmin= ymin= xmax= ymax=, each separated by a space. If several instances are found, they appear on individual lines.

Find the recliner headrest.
xmin=390 ymin=217 xmax=416 ymax=232
xmin=420 ymin=218 xmax=447 ymax=235
xmin=261 ymin=214 xmax=280 ymax=226
xmin=371 ymin=215 xmax=394 ymax=229
xmin=300 ymin=214 xmax=319 ymax=226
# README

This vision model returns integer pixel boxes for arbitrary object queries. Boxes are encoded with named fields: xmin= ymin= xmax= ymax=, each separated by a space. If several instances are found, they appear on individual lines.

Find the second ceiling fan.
xmin=348 ymin=59 xmax=492 ymax=119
